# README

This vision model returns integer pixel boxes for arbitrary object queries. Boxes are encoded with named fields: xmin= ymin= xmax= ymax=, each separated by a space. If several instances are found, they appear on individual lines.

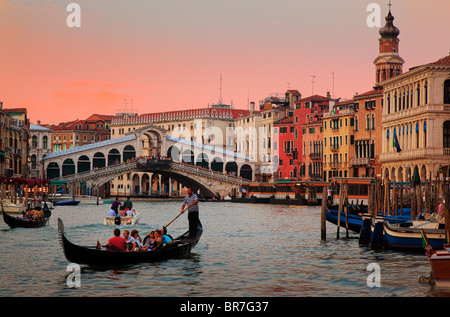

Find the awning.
xmin=50 ymin=180 xmax=68 ymax=186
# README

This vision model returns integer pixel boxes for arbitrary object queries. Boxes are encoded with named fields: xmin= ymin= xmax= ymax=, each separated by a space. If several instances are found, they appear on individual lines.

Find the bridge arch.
xmin=93 ymin=152 xmax=106 ymax=169
xmin=142 ymin=129 xmax=162 ymax=157
xmin=167 ymin=145 xmax=180 ymax=162
xmin=211 ymin=156 xmax=224 ymax=172
xmin=225 ymin=161 xmax=238 ymax=176
xmin=182 ymin=149 xmax=194 ymax=165
xmin=196 ymin=153 xmax=209 ymax=169
xmin=47 ymin=162 xmax=60 ymax=179
xmin=108 ymin=149 xmax=121 ymax=166
xmin=77 ymin=155 xmax=90 ymax=173
xmin=240 ymin=164 xmax=253 ymax=181
xmin=62 ymin=159 xmax=75 ymax=176
xmin=123 ymin=145 xmax=136 ymax=162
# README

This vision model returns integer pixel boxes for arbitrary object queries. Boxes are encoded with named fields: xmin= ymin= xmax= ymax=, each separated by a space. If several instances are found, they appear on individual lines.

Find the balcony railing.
xmin=309 ymin=153 xmax=322 ymax=160
xmin=351 ymin=157 xmax=370 ymax=166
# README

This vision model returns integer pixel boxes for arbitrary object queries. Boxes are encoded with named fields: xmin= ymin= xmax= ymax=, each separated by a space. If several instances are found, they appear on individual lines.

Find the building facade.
xmin=0 ymin=104 xmax=30 ymax=178
xmin=379 ymin=54 xmax=450 ymax=181
xmin=29 ymin=123 xmax=52 ymax=179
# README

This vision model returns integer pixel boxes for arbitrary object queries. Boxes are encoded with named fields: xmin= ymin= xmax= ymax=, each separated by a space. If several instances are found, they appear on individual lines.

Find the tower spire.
xmin=373 ymin=1 xmax=405 ymax=86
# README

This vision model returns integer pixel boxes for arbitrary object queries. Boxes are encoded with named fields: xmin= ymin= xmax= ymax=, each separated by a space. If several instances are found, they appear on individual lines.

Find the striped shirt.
xmin=183 ymin=194 xmax=199 ymax=212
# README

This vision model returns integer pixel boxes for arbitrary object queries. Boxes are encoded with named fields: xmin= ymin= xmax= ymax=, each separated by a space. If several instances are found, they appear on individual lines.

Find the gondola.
xmin=54 ymin=200 xmax=80 ymax=206
xmin=383 ymin=219 xmax=446 ymax=250
xmin=1 ymin=204 xmax=51 ymax=229
xmin=58 ymin=217 xmax=203 ymax=265
xmin=325 ymin=206 xmax=412 ymax=234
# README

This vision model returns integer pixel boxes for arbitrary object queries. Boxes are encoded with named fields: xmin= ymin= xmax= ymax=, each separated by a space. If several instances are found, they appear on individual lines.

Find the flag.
xmin=393 ymin=133 xmax=401 ymax=152
xmin=421 ymin=229 xmax=435 ymax=257
xmin=96 ymin=239 xmax=101 ymax=249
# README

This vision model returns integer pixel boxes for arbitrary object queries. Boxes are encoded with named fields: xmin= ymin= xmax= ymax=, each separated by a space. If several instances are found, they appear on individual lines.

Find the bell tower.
xmin=373 ymin=1 xmax=405 ymax=87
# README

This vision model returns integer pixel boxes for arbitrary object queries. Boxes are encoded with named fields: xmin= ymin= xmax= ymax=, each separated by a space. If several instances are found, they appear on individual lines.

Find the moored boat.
xmin=54 ymin=200 xmax=80 ymax=206
xmin=422 ymin=229 xmax=450 ymax=287
xmin=58 ymin=217 xmax=203 ymax=265
xmin=383 ymin=218 xmax=446 ymax=250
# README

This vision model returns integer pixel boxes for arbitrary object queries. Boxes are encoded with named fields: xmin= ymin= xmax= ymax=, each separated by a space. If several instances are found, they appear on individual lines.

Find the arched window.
xmin=417 ymin=83 xmax=421 ymax=106
xmin=444 ymin=80 xmax=450 ymax=104
xmin=424 ymin=81 xmax=428 ymax=104
xmin=42 ymin=136 xmax=48 ymax=149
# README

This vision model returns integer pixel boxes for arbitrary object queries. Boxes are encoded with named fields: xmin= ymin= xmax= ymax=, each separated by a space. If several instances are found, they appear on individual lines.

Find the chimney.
xmin=37 ymin=120 xmax=41 ymax=125
xmin=250 ymin=102 xmax=255 ymax=113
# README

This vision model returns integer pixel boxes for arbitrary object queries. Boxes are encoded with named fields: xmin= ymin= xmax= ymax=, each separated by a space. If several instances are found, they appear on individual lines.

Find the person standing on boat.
xmin=181 ymin=188 xmax=200 ymax=238
xmin=123 ymin=196 xmax=133 ymax=212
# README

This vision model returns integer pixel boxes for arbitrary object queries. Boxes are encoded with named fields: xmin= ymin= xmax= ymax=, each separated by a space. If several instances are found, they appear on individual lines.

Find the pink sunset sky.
xmin=0 ymin=0 xmax=449 ymax=124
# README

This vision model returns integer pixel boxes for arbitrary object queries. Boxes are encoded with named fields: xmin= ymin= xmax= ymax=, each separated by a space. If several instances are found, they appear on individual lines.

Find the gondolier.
xmin=181 ymin=188 xmax=200 ymax=238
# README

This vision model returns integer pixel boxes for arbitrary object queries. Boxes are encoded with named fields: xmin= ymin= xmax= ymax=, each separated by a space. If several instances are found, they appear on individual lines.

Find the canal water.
xmin=0 ymin=201 xmax=447 ymax=297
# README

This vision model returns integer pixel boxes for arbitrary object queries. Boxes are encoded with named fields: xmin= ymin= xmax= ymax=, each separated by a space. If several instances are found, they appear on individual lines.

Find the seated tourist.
xmin=160 ymin=227 xmax=173 ymax=247
xmin=105 ymin=228 xmax=126 ymax=251
xmin=118 ymin=205 xmax=126 ymax=217
xmin=129 ymin=229 xmax=143 ymax=251
xmin=142 ymin=231 xmax=156 ymax=251
xmin=107 ymin=206 xmax=117 ymax=217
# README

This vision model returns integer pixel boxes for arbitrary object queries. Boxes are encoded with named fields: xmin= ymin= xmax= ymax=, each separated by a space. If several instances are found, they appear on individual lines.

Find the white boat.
xmin=104 ymin=211 xmax=142 ymax=226
xmin=0 ymin=201 xmax=26 ymax=214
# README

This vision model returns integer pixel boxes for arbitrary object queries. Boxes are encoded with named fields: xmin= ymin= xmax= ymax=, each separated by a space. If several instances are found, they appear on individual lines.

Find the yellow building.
xmin=322 ymin=100 xmax=356 ymax=181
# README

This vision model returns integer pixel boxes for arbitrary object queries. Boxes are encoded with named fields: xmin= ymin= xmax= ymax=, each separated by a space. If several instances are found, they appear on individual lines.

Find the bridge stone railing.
xmin=53 ymin=158 xmax=252 ymax=186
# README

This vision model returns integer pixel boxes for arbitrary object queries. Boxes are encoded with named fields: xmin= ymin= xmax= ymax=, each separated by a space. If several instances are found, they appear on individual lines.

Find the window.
xmin=444 ymin=121 xmax=450 ymax=148
xmin=444 ymin=80 xmax=450 ymax=104
xmin=42 ymin=136 xmax=48 ymax=149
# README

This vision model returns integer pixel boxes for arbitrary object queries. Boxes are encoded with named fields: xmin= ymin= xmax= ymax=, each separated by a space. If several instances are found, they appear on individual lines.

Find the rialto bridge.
xmin=42 ymin=125 xmax=257 ymax=198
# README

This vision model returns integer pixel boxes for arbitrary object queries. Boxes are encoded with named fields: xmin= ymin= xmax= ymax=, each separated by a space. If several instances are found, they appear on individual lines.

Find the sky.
xmin=0 ymin=0 xmax=449 ymax=124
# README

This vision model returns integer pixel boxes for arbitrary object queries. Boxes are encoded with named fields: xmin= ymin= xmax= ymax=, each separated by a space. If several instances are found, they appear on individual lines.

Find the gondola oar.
xmin=165 ymin=207 xmax=187 ymax=228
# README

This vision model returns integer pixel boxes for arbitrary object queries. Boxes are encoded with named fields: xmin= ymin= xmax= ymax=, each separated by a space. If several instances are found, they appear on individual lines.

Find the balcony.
xmin=351 ymin=157 xmax=370 ymax=166
xmin=309 ymin=153 xmax=322 ymax=160
xmin=330 ymin=145 xmax=339 ymax=152
xmin=379 ymin=148 xmax=450 ymax=163
xmin=329 ymin=162 xmax=341 ymax=169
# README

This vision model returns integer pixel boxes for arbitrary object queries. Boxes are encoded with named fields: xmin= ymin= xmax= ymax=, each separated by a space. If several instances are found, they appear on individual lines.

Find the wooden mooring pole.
xmin=321 ymin=186 xmax=327 ymax=241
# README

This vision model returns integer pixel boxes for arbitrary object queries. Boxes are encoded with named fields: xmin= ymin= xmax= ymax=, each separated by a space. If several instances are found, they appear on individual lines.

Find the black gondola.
xmin=58 ymin=217 xmax=203 ymax=265
xmin=2 ymin=208 xmax=50 ymax=229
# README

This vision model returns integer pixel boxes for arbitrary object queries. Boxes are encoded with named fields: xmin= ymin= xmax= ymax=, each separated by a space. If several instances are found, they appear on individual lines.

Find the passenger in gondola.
xmin=129 ymin=229 xmax=143 ymax=251
xmin=142 ymin=231 xmax=156 ymax=251
xmin=152 ymin=229 xmax=163 ymax=250
xmin=105 ymin=228 xmax=127 ymax=251
xmin=161 ymin=227 xmax=173 ymax=247
xmin=123 ymin=230 xmax=134 ymax=251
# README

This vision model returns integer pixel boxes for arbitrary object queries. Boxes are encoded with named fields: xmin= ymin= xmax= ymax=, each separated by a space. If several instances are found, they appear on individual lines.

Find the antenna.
xmin=332 ymin=72 xmax=335 ymax=99
xmin=219 ymin=73 xmax=223 ymax=105
xmin=310 ymin=75 xmax=316 ymax=95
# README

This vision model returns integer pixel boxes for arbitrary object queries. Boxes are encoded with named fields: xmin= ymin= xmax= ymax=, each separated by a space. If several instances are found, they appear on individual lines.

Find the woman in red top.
xmin=105 ymin=228 xmax=126 ymax=251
